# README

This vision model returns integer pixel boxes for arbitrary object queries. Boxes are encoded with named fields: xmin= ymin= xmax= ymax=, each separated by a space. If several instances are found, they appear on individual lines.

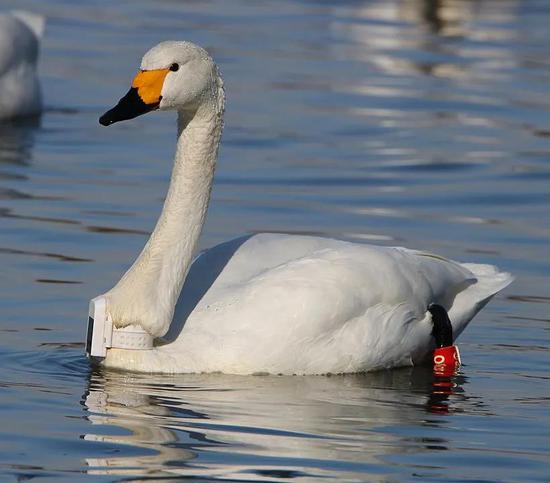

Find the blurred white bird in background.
xmin=0 ymin=11 xmax=45 ymax=121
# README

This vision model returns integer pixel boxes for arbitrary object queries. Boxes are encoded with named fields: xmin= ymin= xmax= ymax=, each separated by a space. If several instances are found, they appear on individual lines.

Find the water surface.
xmin=0 ymin=0 xmax=549 ymax=481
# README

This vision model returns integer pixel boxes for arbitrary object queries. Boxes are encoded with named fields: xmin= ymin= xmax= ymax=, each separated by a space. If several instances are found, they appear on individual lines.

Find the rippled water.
xmin=1 ymin=0 xmax=549 ymax=481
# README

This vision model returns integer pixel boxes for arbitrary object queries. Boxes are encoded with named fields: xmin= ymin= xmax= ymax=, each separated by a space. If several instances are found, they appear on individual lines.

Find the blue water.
xmin=1 ymin=0 xmax=549 ymax=481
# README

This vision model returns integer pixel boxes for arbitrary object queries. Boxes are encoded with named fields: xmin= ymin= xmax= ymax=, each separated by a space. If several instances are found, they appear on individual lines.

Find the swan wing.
xmin=166 ymin=234 xmax=511 ymax=374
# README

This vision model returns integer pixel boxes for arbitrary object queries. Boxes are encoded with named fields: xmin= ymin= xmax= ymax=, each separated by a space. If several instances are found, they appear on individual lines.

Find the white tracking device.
xmin=86 ymin=297 xmax=111 ymax=358
xmin=86 ymin=296 xmax=153 ymax=359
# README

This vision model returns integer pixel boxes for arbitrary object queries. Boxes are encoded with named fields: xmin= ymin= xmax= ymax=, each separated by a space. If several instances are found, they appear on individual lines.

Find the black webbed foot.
xmin=428 ymin=304 xmax=453 ymax=348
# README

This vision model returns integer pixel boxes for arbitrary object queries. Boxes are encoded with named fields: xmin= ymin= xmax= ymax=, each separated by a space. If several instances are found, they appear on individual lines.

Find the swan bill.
xmin=99 ymin=68 xmax=170 ymax=126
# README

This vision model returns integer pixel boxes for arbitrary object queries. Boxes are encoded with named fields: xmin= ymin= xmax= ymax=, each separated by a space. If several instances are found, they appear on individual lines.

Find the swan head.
xmin=99 ymin=41 xmax=223 ymax=126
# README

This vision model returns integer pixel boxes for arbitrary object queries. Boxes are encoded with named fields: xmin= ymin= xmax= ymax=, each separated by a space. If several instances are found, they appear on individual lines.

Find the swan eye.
xmin=169 ymin=63 xmax=179 ymax=72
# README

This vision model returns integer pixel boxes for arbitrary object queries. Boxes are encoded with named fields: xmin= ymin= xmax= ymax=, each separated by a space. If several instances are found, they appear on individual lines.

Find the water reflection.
xmin=0 ymin=118 xmax=41 ymax=208
xmin=0 ymin=118 xmax=40 ymax=168
xmin=404 ymin=0 xmax=481 ymax=36
xmin=82 ymin=367 xmax=471 ymax=479
xmin=426 ymin=372 xmax=466 ymax=415
xmin=332 ymin=0 xmax=519 ymax=77
xmin=84 ymin=381 xmax=194 ymax=477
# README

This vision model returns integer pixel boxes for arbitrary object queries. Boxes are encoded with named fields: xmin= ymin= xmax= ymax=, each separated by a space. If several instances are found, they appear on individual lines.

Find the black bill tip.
xmin=99 ymin=113 xmax=115 ymax=126
xmin=99 ymin=114 xmax=115 ymax=126
xmin=99 ymin=87 xmax=158 ymax=126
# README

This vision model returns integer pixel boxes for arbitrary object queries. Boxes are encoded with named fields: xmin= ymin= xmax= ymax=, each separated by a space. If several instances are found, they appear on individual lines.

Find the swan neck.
xmin=108 ymin=101 xmax=223 ymax=338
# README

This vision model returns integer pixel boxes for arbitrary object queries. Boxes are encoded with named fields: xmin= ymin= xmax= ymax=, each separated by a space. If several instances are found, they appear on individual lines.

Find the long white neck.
xmin=107 ymin=99 xmax=224 ymax=338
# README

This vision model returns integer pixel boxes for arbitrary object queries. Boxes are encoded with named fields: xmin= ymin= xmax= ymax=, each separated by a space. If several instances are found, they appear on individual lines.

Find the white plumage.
xmin=98 ymin=41 xmax=512 ymax=374
xmin=0 ymin=11 xmax=44 ymax=120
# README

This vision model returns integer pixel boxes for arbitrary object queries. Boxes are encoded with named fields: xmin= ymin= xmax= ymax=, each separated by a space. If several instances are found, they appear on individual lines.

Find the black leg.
xmin=428 ymin=304 xmax=453 ymax=348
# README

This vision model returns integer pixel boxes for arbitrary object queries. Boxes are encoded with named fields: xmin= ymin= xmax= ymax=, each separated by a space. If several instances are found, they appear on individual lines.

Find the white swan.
xmin=0 ymin=11 xmax=44 ymax=121
xmin=92 ymin=41 xmax=512 ymax=375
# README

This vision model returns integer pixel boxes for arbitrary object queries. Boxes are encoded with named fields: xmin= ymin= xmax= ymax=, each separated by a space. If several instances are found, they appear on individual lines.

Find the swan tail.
xmin=449 ymin=263 xmax=513 ymax=338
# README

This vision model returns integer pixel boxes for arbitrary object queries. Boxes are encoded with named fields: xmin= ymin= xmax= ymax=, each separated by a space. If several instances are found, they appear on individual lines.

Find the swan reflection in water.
xmin=82 ymin=367 xmax=473 ymax=479
xmin=0 ymin=118 xmax=41 ymax=225
xmin=0 ymin=118 xmax=40 ymax=168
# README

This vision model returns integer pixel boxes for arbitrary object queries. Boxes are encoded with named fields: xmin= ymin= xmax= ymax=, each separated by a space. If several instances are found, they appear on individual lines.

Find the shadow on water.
xmin=80 ymin=364 xmax=472 ymax=479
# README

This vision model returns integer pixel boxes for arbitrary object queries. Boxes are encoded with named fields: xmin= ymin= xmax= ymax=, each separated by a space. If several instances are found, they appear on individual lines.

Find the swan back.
xmin=155 ymin=234 xmax=512 ymax=374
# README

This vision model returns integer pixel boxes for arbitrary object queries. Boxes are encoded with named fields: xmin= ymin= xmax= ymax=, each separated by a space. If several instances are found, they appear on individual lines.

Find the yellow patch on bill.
xmin=132 ymin=69 xmax=170 ymax=105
